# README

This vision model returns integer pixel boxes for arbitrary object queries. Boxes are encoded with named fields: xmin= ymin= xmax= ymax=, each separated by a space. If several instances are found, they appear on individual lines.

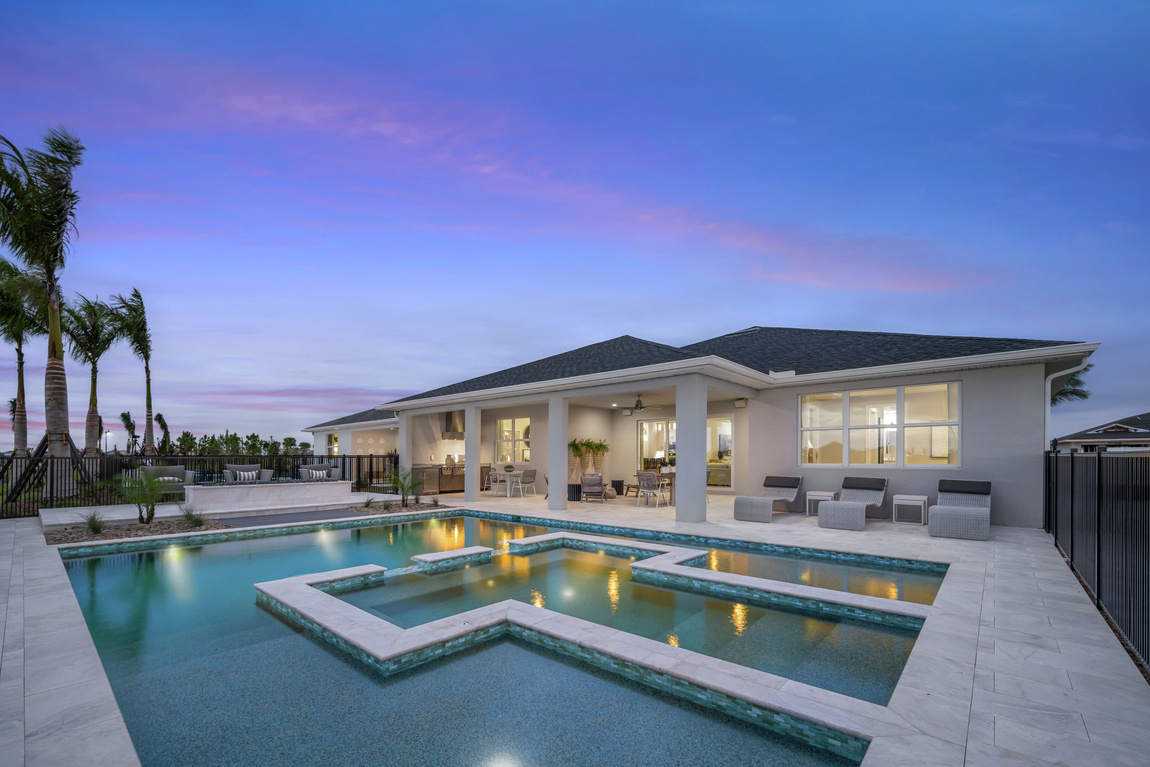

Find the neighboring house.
xmin=307 ymin=326 xmax=1097 ymax=528
xmin=1056 ymin=411 xmax=1150 ymax=453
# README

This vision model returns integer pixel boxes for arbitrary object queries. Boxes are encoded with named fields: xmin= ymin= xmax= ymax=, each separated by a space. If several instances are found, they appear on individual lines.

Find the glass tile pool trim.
xmin=56 ymin=508 xmax=948 ymax=577
xmin=256 ymin=583 xmax=869 ymax=764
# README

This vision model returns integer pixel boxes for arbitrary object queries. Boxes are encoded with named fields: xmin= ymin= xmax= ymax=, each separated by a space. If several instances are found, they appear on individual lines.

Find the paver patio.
xmin=2 ymin=495 xmax=1148 ymax=766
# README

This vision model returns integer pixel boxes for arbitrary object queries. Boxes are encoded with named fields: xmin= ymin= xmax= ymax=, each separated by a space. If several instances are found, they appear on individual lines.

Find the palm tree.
xmin=112 ymin=289 xmax=156 ymax=454
xmin=154 ymin=413 xmax=171 ymax=455
xmin=119 ymin=411 xmax=138 ymax=455
xmin=62 ymin=295 xmax=121 ymax=454
xmin=0 ymin=261 xmax=44 ymax=454
xmin=1052 ymin=364 xmax=1093 ymax=406
xmin=0 ymin=128 xmax=85 ymax=458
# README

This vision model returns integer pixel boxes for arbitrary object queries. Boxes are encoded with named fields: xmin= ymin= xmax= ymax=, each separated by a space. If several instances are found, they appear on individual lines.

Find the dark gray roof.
xmin=681 ymin=326 xmax=1076 ymax=376
xmin=307 ymin=408 xmax=396 ymax=430
xmin=1058 ymin=411 xmax=1150 ymax=443
xmin=391 ymin=335 xmax=694 ymax=403
xmin=391 ymin=326 xmax=1080 ymax=404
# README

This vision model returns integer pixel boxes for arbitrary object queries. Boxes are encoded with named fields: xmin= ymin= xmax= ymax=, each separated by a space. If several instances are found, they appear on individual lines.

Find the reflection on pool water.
xmin=695 ymin=548 xmax=944 ymax=605
xmin=342 ymin=548 xmax=917 ymax=705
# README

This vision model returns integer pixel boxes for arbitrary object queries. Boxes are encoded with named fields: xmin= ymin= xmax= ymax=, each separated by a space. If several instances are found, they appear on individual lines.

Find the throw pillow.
xmin=309 ymin=469 xmax=327 ymax=479
xmin=236 ymin=470 xmax=258 ymax=481
xmin=156 ymin=476 xmax=182 ymax=483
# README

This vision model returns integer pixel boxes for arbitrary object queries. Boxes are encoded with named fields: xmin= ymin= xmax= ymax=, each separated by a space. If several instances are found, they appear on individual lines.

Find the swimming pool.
xmin=341 ymin=547 xmax=916 ymax=705
xmin=63 ymin=515 xmax=885 ymax=766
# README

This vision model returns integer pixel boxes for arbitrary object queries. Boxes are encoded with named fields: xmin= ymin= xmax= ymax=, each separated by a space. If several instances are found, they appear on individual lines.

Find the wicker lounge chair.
xmin=817 ymin=477 xmax=887 ymax=531
xmin=581 ymin=474 xmax=605 ymax=503
xmin=928 ymin=479 xmax=992 ymax=540
xmin=733 ymin=476 xmax=802 ymax=523
xmin=139 ymin=465 xmax=194 ymax=498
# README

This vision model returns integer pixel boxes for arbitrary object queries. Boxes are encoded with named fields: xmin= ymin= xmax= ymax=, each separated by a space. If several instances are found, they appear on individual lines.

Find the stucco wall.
xmin=748 ymin=363 xmax=1047 ymax=527
xmin=346 ymin=428 xmax=398 ymax=455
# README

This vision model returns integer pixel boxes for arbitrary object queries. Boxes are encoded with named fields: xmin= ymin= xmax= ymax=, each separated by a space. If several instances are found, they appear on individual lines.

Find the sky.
xmin=1 ymin=1 xmax=1147 ymax=452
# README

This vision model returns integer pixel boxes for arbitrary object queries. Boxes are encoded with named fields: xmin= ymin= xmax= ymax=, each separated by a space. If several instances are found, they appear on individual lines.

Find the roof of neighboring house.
xmin=390 ymin=335 xmax=695 ymax=403
xmin=680 ymin=326 xmax=1076 ymax=376
xmin=1058 ymin=411 xmax=1150 ymax=443
xmin=389 ymin=326 xmax=1079 ymax=404
xmin=306 ymin=407 xmax=397 ymax=431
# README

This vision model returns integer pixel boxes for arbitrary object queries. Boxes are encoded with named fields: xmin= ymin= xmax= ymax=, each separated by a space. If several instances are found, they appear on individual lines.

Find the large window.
xmin=638 ymin=420 xmax=676 ymax=470
xmin=495 ymin=418 xmax=530 ymax=464
xmin=800 ymin=383 xmax=959 ymax=467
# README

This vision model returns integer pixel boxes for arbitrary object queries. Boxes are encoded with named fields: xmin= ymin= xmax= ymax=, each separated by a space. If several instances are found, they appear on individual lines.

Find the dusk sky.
xmin=2 ymin=1 xmax=1147 ymax=451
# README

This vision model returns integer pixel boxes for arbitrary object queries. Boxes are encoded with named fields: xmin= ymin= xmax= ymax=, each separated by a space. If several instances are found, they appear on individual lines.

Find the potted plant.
xmin=567 ymin=438 xmax=586 ymax=481
xmin=588 ymin=439 xmax=610 ymax=473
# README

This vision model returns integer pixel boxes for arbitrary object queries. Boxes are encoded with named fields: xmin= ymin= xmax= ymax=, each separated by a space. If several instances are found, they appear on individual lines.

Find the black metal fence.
xmin=1044 ymin=449 xmax=1150 ymax=665
xmin=0 ymin=453 xmax=399 ymax=518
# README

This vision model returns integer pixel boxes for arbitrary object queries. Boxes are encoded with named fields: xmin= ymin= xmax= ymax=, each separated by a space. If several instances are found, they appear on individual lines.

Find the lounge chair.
xmin=928 ymin=480 xmax=992 ymax=540
xmin=733 ymin=476 xmax=802 ymax=523
xmin=817 ymin=477 xmax=887 ymax=531
xmin=296 ymin=462 xmax=336 ymax=481
xmin=224 ymin=464 xmax=273 ymax=483
xmin=581 ymin=474 xmax=605 ymax=503
xmin=139 ymin=465 xmax=194 ymax=498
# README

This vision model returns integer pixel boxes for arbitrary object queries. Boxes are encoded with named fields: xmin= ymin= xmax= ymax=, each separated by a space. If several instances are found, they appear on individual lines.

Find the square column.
xmin=397 ymin=412 xmax=412 ymax=473
xmin=464 ymin=406 xmax=480 ymax=502
xmin=548 ymin=395 xmax=569 ymax=511
xmin=675 ymin=375 xmax=708 ymax=522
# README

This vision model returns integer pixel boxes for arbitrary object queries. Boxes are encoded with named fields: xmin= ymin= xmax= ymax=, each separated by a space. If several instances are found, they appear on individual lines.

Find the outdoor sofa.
xmin=732 ymin=476 xmax=802 ymax=523
xmin=297 ymin=462 xmax=340 ymax=481
xmin=928 ymin=479 xmax=992 ymax=540
xmin=139 ymin=465 xmax=194 ymax=498
xmin=817 ymin=477 xmax=888 ymax=531
xmin=224 ymin=464 xmax=274 ymax=483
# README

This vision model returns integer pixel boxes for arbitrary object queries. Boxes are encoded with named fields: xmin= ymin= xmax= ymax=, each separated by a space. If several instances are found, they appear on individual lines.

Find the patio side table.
xmin=893 ymin=494 xmax=929 ymax=525
xmin=805 ymin=490 xmax=838 ymax=517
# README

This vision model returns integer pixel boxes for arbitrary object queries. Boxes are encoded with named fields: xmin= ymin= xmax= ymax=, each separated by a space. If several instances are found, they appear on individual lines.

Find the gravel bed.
xmin=45 ymin=518 xmax=231 ymax=545
xmin=356 ymin=502 xmax=455 ymax=514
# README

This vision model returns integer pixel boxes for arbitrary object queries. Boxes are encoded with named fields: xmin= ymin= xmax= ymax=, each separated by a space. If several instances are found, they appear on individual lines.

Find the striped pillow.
xmin=309 ymin=469 xmax=327 ymax=479
xmin=235 ymin=470 xmax=258 ymax=481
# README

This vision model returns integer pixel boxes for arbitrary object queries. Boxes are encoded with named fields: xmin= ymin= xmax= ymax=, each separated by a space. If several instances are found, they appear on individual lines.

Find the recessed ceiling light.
xmin=611 ymin=403 xmax=617 ymax=407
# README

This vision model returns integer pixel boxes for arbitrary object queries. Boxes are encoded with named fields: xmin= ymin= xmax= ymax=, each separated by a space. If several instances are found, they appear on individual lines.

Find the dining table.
xmin=489 ymin=469 xmax=524 ymax=498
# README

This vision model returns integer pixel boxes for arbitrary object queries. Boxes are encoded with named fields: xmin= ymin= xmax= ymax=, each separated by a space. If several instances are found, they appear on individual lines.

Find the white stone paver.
xmin=2 ymin=491 xmax=1147 ymax=766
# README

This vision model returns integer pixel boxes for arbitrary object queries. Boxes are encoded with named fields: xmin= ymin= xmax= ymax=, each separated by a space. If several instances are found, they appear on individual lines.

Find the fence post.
xmin=1095 ymin=446 xmax=1105 ymax=608
xmin=1051 ymin=441 xmax=1060 ymax=542
xmin=1068 ymin=448 xmax=1077 ymax=565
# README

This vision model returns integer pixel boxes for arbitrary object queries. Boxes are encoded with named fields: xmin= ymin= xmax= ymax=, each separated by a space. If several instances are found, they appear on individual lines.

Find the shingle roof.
xmin=390 ymin=326 xmax=1081 ymax=404
xmin=681 ymin=326 xmax=1076 ymax=376
xmin=306 ymin=408 xmax=397 ymax=430
xmin=1058 ymin=411 xmax=1150 ymax=443
xmin=390 ymin=335 xmax=695 ymax=403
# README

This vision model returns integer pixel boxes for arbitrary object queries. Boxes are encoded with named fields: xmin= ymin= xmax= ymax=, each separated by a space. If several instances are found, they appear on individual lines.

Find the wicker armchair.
xmin=580 ymin=474 xmax=605 ymax=503
xmin=928 ymin=480 xmax=992 ymax=540
xmin=817 ymin=477 xmax=887 ymax=531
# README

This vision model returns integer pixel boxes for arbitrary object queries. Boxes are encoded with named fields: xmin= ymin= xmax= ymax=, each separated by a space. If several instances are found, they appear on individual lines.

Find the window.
xmin=495 ymin=418 xmax=530 ymax=463
xmin=326 ymin=433 xmax=338 ymax=457
xmin=638 ymin=420 xmax=676 ymax=470
xmin=800 ymin=393 xmax=842 ymax=464
xmin=799 ymin=383 xmax=960 ymax=467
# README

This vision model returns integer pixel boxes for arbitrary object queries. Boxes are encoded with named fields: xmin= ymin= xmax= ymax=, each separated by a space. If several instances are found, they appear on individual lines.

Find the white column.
xmin=675 ymin=375 xmax=708 ymax=522
xmin=732 ymin=402 xmax=751 ymax=497
xmin=548 ymin=395 xmax=569 ymax=511
xmin=464 ymin=406 xmax=480 ymax=502
xmin=398 ymin=412 xmax=412 ymax=474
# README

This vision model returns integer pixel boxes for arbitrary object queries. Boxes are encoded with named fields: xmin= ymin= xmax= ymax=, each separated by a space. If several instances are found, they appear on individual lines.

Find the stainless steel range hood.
xmin=442 ymin=410 xmax=465 ymax=441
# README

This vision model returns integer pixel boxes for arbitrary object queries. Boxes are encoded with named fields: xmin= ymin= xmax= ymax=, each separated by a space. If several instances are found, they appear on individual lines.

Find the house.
xmin=305 ymin=326 xmax=1097 ymax=527
xmin=1056 ymin=411 xmax=1150 ymax=453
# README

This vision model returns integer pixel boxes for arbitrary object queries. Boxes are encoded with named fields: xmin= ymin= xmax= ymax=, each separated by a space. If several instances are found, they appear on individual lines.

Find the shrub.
xmin=382 ymin=500 xmax=394 ymax=512
xmin=116 ymin=473 xmax=167 ymax=524
xmin=179 ymin=502 xmax=205 ymax=527
xmin=82 ymin=509 xmax=105 ymax=535
xmin=364 ymin=497 xmax=375 ymax=509
xmin=391 ymin=469 xmax=424 ymax=508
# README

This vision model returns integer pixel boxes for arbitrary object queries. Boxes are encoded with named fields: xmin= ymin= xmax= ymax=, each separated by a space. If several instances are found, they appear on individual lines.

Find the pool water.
xmin=342 ymin=548 xmax=917 ymax=705
xmin=695 ymin=549 xmax=943 ymax=605
xmin=63 ymin=517 xmax=865 ymax=766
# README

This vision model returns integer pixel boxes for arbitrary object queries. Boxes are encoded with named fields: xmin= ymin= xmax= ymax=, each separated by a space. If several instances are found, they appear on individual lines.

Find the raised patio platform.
xmin=184 ymin=480 xmax=353 ymax=513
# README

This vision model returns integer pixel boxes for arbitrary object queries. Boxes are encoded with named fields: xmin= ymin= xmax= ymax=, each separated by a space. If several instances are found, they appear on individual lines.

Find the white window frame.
xmin=797 ymin=382 xmax=961 ymax=469
xmin=495 ymin=417 xmax=531 ymax=464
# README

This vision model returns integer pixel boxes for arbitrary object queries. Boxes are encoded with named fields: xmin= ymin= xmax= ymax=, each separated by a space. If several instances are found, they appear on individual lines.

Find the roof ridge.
xmin=684 ymin=325 xmax=1079 ymax=347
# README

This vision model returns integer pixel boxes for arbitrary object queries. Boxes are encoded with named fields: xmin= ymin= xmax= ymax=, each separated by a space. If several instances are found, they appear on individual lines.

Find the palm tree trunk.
xmin=143 ymin=361 xmax=156 ymax=455
xmin=14 ymin=343 xmax=27 ymax=455
xmin=44 ymin=294 xmax=70 ymax=459
xmin=85 ymin=363 xmax=100 ymax=455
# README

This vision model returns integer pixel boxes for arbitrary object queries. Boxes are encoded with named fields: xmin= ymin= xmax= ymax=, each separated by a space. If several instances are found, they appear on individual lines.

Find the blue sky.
xmin=2 ymin=1 xmax=1147 ymax=450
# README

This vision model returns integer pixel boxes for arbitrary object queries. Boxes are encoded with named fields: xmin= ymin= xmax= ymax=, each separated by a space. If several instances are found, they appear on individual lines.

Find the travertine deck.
xmin=2 ymin=495 xmax=1148 ymax=766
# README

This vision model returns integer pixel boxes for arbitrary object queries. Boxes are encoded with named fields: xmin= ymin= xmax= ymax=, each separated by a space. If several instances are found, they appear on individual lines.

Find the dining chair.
xmin=512 ymin=469 xmax=538 ymax=497
xmin=637 ymin=472 xmax=667 ymax=507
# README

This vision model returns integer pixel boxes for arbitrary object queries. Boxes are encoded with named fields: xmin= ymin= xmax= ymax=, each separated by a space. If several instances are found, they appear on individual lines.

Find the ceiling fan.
xmin=630 ymin=394 xmax=663 ymax=412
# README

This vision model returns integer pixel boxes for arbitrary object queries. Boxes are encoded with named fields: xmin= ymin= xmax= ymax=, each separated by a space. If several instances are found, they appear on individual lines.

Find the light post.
xmin=104 ymin=431 xmax=112 ymax=454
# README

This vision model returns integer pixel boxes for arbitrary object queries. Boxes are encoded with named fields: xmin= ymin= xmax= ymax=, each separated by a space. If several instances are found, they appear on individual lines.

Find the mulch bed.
xmin=45 ymin=518 xmax=231 ymax=545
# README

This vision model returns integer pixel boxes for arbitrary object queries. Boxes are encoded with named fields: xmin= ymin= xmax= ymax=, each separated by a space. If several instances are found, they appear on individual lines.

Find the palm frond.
xmin=111 ymin=288 xmax=152 ymax=363
xmin=1052 ymin=364 xmax=1094 ymax=407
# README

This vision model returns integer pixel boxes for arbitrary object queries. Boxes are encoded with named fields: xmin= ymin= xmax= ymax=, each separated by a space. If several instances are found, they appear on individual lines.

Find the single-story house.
xmin=305 ymin=326 xmax=1097 ymax=527
xmin=1056 ymin=411 xmax=1150 ymax=453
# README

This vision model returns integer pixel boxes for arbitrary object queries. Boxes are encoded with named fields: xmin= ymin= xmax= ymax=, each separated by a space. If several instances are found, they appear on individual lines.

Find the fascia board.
xmin=304 ymin=418 xmax=399 ymax=432
xmin=763 ymin=343 xmax=1101 ymax=389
